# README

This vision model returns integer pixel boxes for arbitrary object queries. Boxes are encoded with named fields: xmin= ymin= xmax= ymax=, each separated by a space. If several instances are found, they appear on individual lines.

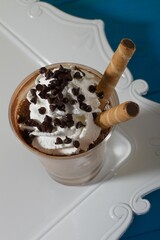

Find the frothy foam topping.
xmin=18 ymin=65 xmax=105 ymax=155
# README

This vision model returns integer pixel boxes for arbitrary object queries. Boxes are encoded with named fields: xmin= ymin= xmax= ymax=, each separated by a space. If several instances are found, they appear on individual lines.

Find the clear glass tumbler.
xmin=8 ymin=63 xmax=119 ymax=185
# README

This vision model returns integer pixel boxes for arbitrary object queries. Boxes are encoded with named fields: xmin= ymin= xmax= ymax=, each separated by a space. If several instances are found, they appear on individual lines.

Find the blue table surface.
xmin=42 ymin=1 xmax=160 ymax=239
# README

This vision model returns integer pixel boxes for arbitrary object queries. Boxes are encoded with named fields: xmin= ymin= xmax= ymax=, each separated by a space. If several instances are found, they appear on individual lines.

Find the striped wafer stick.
xmin=97 ymin=38 xmax=136 ymax=109
xmin=95 ymin=101 xmax=139 ymax=129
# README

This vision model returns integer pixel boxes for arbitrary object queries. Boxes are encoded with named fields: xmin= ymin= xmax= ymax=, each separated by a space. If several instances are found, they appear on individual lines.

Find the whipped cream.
xmin=19 ymin=65 xmax=103 ymax=155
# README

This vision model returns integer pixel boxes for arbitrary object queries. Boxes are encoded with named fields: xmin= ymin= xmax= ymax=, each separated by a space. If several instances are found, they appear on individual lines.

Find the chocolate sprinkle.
xmin=79 ymin=102 xmax=86 ymax=110
xmin=38 ymin=107 xmax=46 ymax=115
xmin=66 ymin=119 xmax=74 ymax=128
xmin=77 ymin=94 xmax=85 ymax=102
xmin=55 ymin=137 xmax=63 ymax=144
xmin=73 ymin=140 xmax=80 ymax=148
xmin=74 ymin=66 xmax=85 ymax=76
xmin=53 ymin=118 xmax=61 ymax=127
xmin=85 ymin=105 xmax=92 ymax=112
xmin=76 ymin=121 xmax=85 ymax=128
xmin=73 ymin=72 xmax=82 ymax=79
xmin=63 ymin=97 xmax=69 ymax=104
xmin=70 ymin=99 xmax=77 ymax=105
xmin=50 ymin=88 xmax=59 ymax=96
xmin=96 ymin=91 xmax=104 ymax=99
xmin=20 ymin=130 xmax=34 ymax=145
xmin=64 ymin=136 xmax=72 ymax=144
xmin=88 ymin=85 xmax=96 ymax=93
xmin=42 ymin=121 xmax=53 ymax=133
xmin=59 ymin=65 xmax=69 ymax=73
xmin=44 ymin=115 xmax=52 ymax=124
xmin=92 ymin=112 xmax=98 ymax=119
xmin=72 ymin=87 xmax=80 ymax=96
xmin=48 ymin=125 xmax=54 ymax=133
xmin=26 ymin=119 xmax=40 ymax=127
xmin=54 ymin=97 xmax=63 ymax=107
xmin=79 ymin=102 xmax=92 ymax=112
xmin=50 ymin=104 xmax=56 ymax=112
xmin=36 ymin=84 xmax=44 ymax=91
xmin=38 ymin=91 xmax=47 ymax=99
xmin=64 ymin=72 xmax=72 ymax=81
xmin=30 ymin=88 xmax=37 ymax=96
xmin=48 ymin=96 xmax=55 ymax=104
xmin=30 ymin=96 xmax=37 ymax=104
xmin=65 ymin=113 xmax=73 ymax=121
xmin=45 ymin=70 xmax=53 ymax=80
xmin=39 ymin=67 xmax=47 ymax=74
xmin=57 ymin=104 xmax=65 ymax=112
xmin=88 ymin=143 xmax=96 ymax=150
xmin=60 ymin=120 xmax=66 ymax=128
xmin=55 ymin=77 xmax=63 ymax=86
xmin=39 ymin=121 xmax=49 ymax=132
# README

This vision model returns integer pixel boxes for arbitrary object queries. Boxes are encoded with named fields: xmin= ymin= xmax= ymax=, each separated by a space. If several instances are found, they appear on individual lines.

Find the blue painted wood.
xmin=44 ymin=0 xmax=160 ymax=103
xmin=121 ymin=190 xmax=160 ymax=239
xmin=122 ymin=230 xmax=160 ymax=240
xmin=41 ymin=1 xmax=160 ymax=239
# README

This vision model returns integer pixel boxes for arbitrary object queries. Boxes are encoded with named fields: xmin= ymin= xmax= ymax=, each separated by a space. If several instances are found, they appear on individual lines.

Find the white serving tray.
xmin=0 ymin=1 xmax=160 ymax=239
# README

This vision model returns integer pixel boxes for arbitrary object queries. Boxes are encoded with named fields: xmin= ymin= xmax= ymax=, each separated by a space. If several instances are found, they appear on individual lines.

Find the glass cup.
xmin=8 ymin=63 xmax=119 ymax=185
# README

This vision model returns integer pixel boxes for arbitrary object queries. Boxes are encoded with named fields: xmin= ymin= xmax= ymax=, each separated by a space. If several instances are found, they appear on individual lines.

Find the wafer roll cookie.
xmin=96 ymin=101 xmax=139 ymax=129
xmin=98 ymin=39 xmax=136 ymax=109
